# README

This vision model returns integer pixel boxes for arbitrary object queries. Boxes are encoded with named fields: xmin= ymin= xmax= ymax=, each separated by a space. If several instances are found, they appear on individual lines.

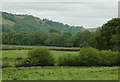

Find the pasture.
xmin=2 ymin=47 xmax=119 ymax=80
xmin=2 ymin=50 xmax=78 ymax=59
xmin=2 ymin=50 xmax=78 ymax=67
xmin=2 ymin=67 xmax=118 ymax=80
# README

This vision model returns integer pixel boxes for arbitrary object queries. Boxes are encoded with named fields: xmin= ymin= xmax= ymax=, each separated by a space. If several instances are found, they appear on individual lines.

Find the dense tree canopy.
xmin=2 ymin=15 xmax=120 ymax=51
xmin=2 ymin=12 xmax=83 ymax=35
xmin=91 ymin=18 xmax=120 ymax=51
xmin=2 ymin=29 xmax=93 ymax=47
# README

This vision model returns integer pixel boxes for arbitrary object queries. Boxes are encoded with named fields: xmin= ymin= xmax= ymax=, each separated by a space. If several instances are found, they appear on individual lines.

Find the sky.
xmin=1 ymin=0 xmax=119 ymax=28
xmin=1 ymin=0 xmax=120 ymax=2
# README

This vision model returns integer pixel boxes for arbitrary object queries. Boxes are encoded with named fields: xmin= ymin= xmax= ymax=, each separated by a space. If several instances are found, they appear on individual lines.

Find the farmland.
xmin=2 ymin=67 xmax=118 ymax=80
xmin=2 ymin=50 xmax=78 ymax=59
xmin=2 ymin=49 xmax=119 ymax=80
xmin=2 ymin=50 xmax=78 ymax=67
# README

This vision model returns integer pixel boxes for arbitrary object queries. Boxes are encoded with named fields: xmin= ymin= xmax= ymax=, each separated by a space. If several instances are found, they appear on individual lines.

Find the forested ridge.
xmin=2 ymin=12 xmax=83 ymax=35
xmin=2 ymin=12 xmax=120 ymax=51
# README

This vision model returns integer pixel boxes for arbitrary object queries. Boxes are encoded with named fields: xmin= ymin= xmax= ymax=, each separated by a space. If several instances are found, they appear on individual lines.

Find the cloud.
xmin=2 ymin=2 xmax=118 ymax=28
xmin=2 ymin=0 xmax=120 ymax=2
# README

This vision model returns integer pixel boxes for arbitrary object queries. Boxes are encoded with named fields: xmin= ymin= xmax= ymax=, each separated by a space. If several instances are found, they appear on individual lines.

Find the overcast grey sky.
xmin=1 ymin=0 xmax=120 ymax=2
xmin=1 ymin=1 xmax=118 ymax=28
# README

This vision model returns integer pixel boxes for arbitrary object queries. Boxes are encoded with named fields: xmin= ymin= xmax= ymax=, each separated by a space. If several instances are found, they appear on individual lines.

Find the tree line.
xmin=2 ymin=18 xmax=120 ymax=51
xmin=2 ymin=28 xmax=91 ymax=47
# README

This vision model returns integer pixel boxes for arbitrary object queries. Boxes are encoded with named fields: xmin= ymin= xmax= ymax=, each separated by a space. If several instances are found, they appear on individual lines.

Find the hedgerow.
xmin=8 ymin=47 xmax=120 ymax=67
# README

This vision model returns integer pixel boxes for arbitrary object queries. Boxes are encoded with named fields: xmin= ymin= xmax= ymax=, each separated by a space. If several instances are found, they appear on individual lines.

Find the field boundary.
xmin=2 ymin=45 xmax=80 ymax=51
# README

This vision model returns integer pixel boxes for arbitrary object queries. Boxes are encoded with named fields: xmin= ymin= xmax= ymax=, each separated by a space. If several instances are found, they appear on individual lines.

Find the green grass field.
xmin=2 ymin=50 xmax=78 ymax=67
xmin=2 ymin=50 xmax=119 ymax=80
xmin=2 ymin=67 xmax=118 ymax=80
xmin=2 ymin=50 xmax=78 ymax=59
xmin=2 ymin=50 xmax=28 ymax=58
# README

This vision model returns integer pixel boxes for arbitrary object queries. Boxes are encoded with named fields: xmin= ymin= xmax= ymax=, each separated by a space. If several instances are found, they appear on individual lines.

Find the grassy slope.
xmin=2 ymin=18 xmax=15 ymax=27
xmin=2 ymin=12 xmax=83 ymax=35
xmin=2 ymin=67 xmax=118 ymax=80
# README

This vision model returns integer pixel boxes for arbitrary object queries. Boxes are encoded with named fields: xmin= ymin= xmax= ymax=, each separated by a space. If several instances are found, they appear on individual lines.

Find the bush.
xmin=23 ymin=47 xmax=55 ymax=66
xmin=116 ymin=52 xmax=120 ymax=66
xmin=15 ymin=57 xmax=23 ymax=60
xmin=14 ymin=58 xmax=25 ymax=67
xmin=99 ymin=50 xmax=118 ymax=66
xmin=57 ymin=54 xmax=79 ymax=66
xmin=78 ymin=47 xmax=100 ymax=66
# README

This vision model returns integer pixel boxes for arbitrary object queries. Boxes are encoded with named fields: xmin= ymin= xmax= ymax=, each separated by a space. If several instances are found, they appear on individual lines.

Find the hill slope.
xmin=84 ymin=28 xmax=97 ymax=32
xmin=2 ymin=12 xmax=83 ymax=35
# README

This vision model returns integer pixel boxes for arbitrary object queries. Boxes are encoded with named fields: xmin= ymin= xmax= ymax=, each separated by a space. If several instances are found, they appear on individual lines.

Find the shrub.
xmin=78 ymin=47 xmax=100 ymax=66
xmin=15 ymin=57 xmax=23 ymax=60
xmin=21 ymin=58 xmax=33 ymax=67
xmin=57 ymin=54 xmax=79 ymax=66
xmin=116 ymin=52 xmax=120 ymax=66
xmin=14 ymin=58 xmax=25 ymax=67
xmin=23 ymin=47 xmax=55 ymax=66
xmin=99 ymin=50 xmax=118 ymax=66
xmin=15 ymin=60 xmax=24 ymax=67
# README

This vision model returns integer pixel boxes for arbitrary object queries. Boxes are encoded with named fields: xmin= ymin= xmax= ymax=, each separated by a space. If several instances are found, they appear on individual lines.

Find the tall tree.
xmin=92 ymin=18 xmax=120 ymax=51
xmin=49 ymin=28 xmax=61 ymax=34
xmin=45 ymin=33 xmax=62 ymax=46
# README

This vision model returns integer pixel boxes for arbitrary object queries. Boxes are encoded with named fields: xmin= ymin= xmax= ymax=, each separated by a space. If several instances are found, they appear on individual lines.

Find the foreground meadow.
xmin=2 ymin=67 xmax=118 ymax=80
xmin=2 ymin=48 xmax=119 ymax=80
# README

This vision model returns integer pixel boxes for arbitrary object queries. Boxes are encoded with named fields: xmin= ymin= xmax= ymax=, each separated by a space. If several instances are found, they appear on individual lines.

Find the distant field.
xmin=2 ymin=67 xmax=118 ymax=80
xmin=2 ymin=50 xmax=28 ymax=58
xmin=84 ymin=28 xmax=97 ymax=32
xmin=2 ymin=45 xmax=80 ymax=51
xmin=2 ymin=50 xmax=78 ymax=59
